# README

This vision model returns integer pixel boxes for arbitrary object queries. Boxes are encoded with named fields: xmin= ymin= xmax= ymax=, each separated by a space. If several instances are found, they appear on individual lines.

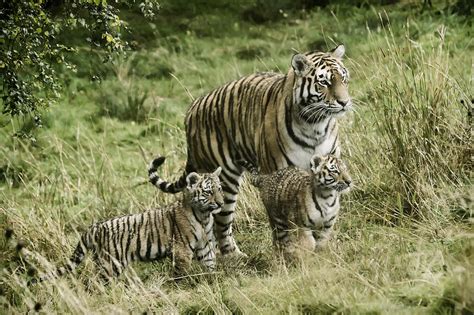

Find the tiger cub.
xmin=29 ymin=158 xmax=223 ymax=282
xmin=241 ymin=154 xmax=351 ymax=257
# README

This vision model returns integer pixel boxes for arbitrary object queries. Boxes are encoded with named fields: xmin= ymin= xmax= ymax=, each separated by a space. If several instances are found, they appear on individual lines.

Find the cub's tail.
xmin=31 ymin=238 xmax=88 ymax=284
xmin=148 ymin=156 xmax=189 ymax=194
xmin=5 ymin=228 xmax=88 ymax=285
xmin=237 ymin=160 xmax=262 ymax=187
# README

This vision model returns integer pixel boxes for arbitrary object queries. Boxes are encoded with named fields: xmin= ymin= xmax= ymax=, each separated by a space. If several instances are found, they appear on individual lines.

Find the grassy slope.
xmin=1 ymin=2 xmax=473 ymax=314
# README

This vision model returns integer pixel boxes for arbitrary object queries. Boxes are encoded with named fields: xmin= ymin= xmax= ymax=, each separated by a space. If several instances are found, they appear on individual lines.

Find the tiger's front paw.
xmin=219 ymin=244 xmax=248 ymax=260
xmin=223 ymin=248 xmax=248 ymax=259
xmin=218 ymin=237 xmax=248 ymax=259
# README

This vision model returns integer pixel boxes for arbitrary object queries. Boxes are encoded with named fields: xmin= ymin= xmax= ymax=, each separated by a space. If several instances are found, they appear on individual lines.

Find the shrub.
xmin=97 ymin=80 xmax=154 ymax=123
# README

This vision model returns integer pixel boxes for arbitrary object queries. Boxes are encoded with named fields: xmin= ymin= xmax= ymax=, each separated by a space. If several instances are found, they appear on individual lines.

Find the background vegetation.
xmin=1 ymin=0 xmax=472 ymax=313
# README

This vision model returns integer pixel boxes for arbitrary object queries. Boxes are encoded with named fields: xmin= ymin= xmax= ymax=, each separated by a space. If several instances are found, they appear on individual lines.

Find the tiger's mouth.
xmin=298 ymin=102 xmax=349 ymax=123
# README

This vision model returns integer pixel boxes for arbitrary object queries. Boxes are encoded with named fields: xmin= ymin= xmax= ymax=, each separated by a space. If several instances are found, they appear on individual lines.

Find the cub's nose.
xmin=344 ymin=179 xmax=352 ymax=186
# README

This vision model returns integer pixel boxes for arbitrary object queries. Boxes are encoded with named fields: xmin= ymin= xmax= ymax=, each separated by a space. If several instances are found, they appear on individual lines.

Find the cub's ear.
xmin=213 ymin=167 xmax=222 ymax=177
xmin=291 ymin=54 xmax=310 ymax=77
xmin=329 ymin=44 xmax=345 ymax=59
xmin=186 ymin=172 xmax=201 ymax=189
xmin=310 ymin=155 xmax=323 ymax=173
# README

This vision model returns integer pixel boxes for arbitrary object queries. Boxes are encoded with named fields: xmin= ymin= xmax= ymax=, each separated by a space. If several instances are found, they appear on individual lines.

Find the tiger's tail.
xmin=237 ymin=160 xmax=262 ymax=188
xmin=148 ymin=156 xmax=189 ymax=194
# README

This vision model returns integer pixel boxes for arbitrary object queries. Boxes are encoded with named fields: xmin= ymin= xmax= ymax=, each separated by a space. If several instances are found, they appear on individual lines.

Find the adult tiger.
xmin=154 ymin=45 xmax=352 ymax=256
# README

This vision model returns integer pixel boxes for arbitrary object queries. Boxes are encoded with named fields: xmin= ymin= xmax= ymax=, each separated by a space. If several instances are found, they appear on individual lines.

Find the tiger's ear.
xmin=310 ymin=155 xmax=323 ymax=173
xmin=186 ymin=172 xmax=201 ymax=189
xmin=213 ymin=167 xmax=222 ymax=177
xmin=291 ymin=54 xmax=310 ymax=77
xmin=329 ymin=44 xmax=345 ymax=59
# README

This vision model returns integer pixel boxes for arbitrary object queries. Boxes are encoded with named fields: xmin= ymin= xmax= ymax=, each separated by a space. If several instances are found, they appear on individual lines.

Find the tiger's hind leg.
xmin=95 ymin=251 xmax=127 ymax=282
xmin=214 ymin=170 xmax=247 ymax=258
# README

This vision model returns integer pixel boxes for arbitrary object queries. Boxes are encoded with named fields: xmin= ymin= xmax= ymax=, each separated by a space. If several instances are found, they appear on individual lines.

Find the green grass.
xmin=1 ymin=2 xmax=473 ymax=314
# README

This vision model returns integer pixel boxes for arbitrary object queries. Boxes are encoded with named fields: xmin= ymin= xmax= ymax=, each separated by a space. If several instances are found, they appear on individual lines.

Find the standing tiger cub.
xmin=241 ymin=155 xmax=351 ymax=258
xmin=149 ymin=45 xmax=352 ymax=257
xmin=28 ymin=160 xmax=223 ymax=283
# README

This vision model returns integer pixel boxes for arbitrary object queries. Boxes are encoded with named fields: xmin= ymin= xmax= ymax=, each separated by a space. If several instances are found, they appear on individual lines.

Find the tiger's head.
xmin=185 ymin=167 xmax=224 ymax=215
xmin=291 ymin=45 xmax=351 ymax=123
xmin=310 ymin=154 xmax=352 ymax=193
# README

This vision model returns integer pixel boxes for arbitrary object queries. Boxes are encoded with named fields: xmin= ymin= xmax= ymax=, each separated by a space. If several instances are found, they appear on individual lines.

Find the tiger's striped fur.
xmin=30 ymin=165 xmax=223 ymax=282
xmin=151 ymin=45 xmax=351 ymax=256
xmin=241 ymin=155 xmax=351 ymax=257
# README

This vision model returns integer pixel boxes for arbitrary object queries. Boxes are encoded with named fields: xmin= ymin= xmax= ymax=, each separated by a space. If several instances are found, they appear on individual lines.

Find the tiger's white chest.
xmin=305 ymin=193 xmax=340 ymax=227
xmin=287 ymin=149 xmax=314 ymax=169
xmin=287 ymin=118 xmax=338 ymax=169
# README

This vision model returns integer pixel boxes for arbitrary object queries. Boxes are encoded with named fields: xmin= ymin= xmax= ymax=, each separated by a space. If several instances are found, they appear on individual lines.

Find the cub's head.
xmin=310 ymin=154 xmax=352 ymax=193
xmin=291 ymin=45 xmax=351 ymax=123
xmin=185 ymin=167 xmax=224 ymax=214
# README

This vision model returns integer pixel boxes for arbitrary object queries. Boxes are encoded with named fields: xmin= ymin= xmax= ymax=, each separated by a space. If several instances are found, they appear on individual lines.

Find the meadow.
xmin=0 ymin=1 xmax=472 ymax=314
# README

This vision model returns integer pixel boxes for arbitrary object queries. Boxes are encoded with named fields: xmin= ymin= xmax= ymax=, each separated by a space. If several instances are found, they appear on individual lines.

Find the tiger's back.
xmin=82 ymin=206 xmax=175 ymax=275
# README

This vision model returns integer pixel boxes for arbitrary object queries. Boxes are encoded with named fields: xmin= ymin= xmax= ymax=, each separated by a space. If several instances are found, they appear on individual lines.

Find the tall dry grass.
xmin=347 ymin=21 xmax=472 ymax=222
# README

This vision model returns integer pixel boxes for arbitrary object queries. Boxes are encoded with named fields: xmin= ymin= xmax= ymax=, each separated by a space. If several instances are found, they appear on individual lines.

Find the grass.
xmin=1 ymin=2 xmax=473 ymax=314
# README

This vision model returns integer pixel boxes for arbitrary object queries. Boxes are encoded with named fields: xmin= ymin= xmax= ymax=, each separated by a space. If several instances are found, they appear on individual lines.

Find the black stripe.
xmin=158 ymin=210 xmax=166 ymax=256
xmin=284 ymin=101 xmax=313 ymax=149
xmin=312 ymin=189 xmax=323 ymax=216
xmin=145 ymin=212 xmax=153 ymax=260
xmin=323 ymin=119 xmax=330 ymax=137
xmin=203 ymin=96 xmax=221 ymax=169
xmin=222 ymin=185 xmax=238 ymax=195
xmin=328 ymin=196 xmax=337 ymax=207
xmin=124 ymin=216 xmax=133 ymax=262
xmin=120 ymin=217 xmax=128 ymax=263
xmin=329 ymin=135 xmax=338 ymax=155
xmin=111 ymin=219 xmax=121 ymax=264
xmin=305 ymin=77 xmax=312 ymax=99
xmin=197 ymin=248 xmax=212 ymax=260
xmin=221 ymin=171 xmax=239 ymax=187
xmin=102 ymin=224 xmax=110 ymax=261
xmin=136 ymin=214 xmax=144 ymax=260
xmin=218 ymin=210 xmax=233 ymax=216
xmin=223 ymin=198 xmax=236 ymax=204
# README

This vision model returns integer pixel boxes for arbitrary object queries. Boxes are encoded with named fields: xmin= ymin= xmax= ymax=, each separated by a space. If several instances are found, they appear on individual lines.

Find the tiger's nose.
xmin=337 ymin=99 xmax=349 ymax=107
xmin=344 ymin=179 xmax=352 ymax=186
